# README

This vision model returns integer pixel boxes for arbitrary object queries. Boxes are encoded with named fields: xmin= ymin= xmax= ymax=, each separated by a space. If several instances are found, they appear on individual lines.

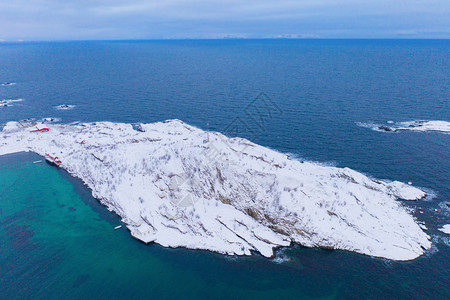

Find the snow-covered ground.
xmin=0 ymin=120 xmax=431 ymax=260
xmin=357 ymin=120 xmax=450 ymax=134
xmin=438 ymin=225 xmax=450 ymax=235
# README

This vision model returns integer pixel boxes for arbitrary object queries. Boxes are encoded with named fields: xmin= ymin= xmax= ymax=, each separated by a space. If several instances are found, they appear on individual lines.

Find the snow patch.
xmin=438 ymin=225 xmax=450 ymax=235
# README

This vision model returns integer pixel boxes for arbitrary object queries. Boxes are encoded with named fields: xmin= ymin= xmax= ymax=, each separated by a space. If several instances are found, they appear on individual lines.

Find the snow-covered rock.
xmin=54 ymin=104 xmax=75 ymax=110
xmin=396 ymin=120 xmax=450 ymax=133
xmin=385 ymin=181 xmax=426 ymax=200
xmin=357 ymin=120 xmax=450 ymax=134
xmin=0 ymin=98 xmax=23 ymax=108
xmin=0 ymin=82 xmax=15 ymax=87
xmin=0 ymin=120 xmax=431 ymax=260
xmin=438 ymin=225 xmax=450 ymax=235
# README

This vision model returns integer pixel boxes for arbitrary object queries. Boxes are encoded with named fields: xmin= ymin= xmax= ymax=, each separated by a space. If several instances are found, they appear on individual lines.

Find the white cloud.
xmin=0 ymin=0 xmax=448 ymax=39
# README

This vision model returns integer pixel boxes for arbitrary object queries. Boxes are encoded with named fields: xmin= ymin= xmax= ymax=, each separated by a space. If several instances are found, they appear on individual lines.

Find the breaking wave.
xmin=420 ymin=187 xmax=438 ymax=202
xmin=438 ymin=201 xmax=450 ymax=217
xmin=271 ymin=249 xmax=292 ymax=264
xmin=286 ymin=152 xmax=338 ymax=167
xmin=430 ymin=234 xmax=450 ymax=251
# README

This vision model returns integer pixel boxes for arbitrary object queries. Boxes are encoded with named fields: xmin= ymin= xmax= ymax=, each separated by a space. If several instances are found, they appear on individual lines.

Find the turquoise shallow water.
xmin=0 ymin=152 xmax=448 ymax=299
xmin=0 ymin=40 xmax=449 ymax=299
xmin=0 ymin=152 xmax=339 ymax=299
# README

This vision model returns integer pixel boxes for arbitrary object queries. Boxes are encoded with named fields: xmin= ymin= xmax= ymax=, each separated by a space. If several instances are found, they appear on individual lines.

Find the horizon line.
xmin=1 ymin=37 xmax=450 ymax=43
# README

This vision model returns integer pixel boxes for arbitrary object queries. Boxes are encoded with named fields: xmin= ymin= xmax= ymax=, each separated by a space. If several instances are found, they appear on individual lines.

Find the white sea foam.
xmin=272 ymin=251 xmax=292 ymax=264
xmin=430 ymin=234 xmax=450 ymax=252
xmin=0 ymin=120 xmax=432 ymax=261
xmin=286 ymin=152 xmax=304 ymax=162
xmin=441 ymin=237 xmax=450 ymax=247
xmin=420 ymin=187 xmax=438 ymax=202
xmin=356 ymin=121 xmax=380 ymax=130
xmin=357 ymin=120 xmax=450 ymax=134
xmin=286 ymin=153 xmax=338 ymax=167
xmin=425 ymin=236 xmax=441 ymax=257
xmin=437 ymin=201 xmax=450 ymax=217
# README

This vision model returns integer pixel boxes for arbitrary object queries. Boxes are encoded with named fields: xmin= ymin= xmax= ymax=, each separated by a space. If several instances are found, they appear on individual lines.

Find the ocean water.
xmin=0 ymin=40 xmax=449 ymax=299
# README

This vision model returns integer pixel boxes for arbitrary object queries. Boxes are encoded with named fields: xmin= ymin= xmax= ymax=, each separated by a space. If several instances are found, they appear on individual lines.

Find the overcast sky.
xmin=0 ymin=0 xmax=449 ymax=40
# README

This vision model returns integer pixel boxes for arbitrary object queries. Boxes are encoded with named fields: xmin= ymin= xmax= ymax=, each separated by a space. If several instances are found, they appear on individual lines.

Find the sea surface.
xmin=0 ymin=40 xmax=449 ymax=299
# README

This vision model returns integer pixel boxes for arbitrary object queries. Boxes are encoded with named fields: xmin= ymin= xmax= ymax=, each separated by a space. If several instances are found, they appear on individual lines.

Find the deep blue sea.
xmin=0 ymin=40 xmax=449 ymax=299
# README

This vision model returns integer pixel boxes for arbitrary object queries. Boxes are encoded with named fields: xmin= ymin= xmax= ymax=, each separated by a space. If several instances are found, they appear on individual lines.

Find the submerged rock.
xmin=0 ymin=120 xmax=431 ymax=260
xmin=378 ymin=126 xmax=394 ymax=132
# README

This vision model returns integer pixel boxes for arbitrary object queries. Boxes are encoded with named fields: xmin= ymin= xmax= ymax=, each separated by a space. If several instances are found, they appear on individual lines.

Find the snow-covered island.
xmin=0 ymin=120 xmax=431 ymax=260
